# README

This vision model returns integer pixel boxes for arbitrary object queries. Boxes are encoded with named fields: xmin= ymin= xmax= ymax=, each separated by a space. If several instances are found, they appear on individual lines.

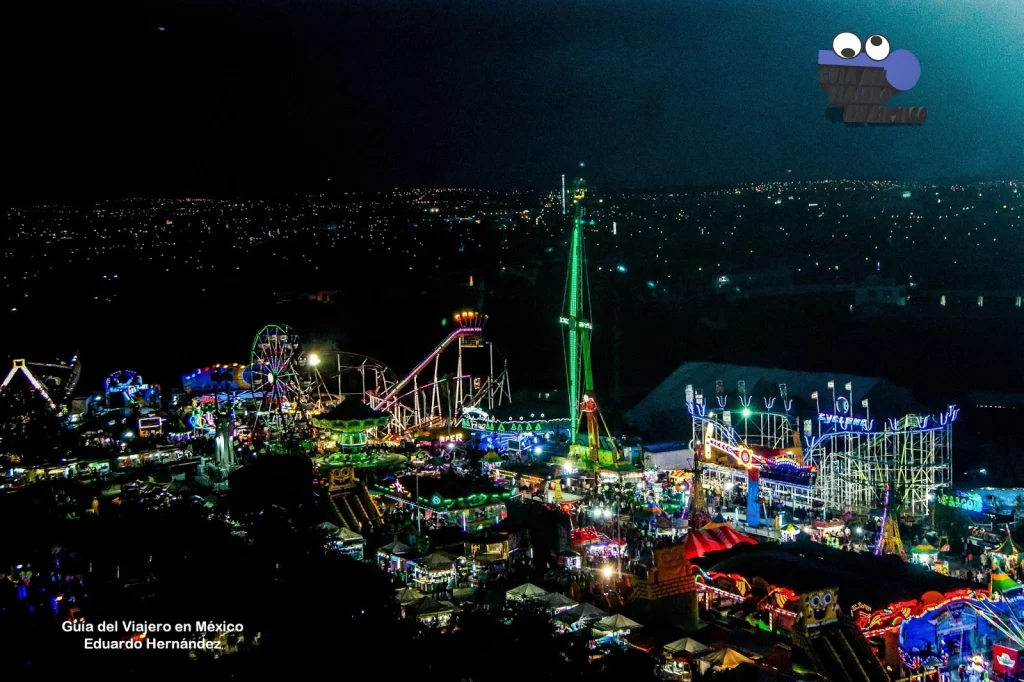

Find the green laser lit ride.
xmin=559 ymin=169 xmax=620 ymax=477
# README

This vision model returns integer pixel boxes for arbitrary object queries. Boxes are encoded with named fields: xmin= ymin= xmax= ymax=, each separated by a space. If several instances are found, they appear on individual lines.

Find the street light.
xmin=307 ymin=353 xmax=321 ymax=367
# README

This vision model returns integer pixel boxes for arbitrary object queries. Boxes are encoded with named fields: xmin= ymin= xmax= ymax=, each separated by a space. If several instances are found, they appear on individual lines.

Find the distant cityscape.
xmin=7 ymin=180 xmax=1018 ymax=307
xmin=4 ymin=180 xmax=1019 ymax=388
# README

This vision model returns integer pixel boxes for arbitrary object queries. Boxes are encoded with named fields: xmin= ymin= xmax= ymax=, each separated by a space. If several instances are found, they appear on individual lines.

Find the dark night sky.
xmin=6 ymin=0 xmax=1023 ymax=201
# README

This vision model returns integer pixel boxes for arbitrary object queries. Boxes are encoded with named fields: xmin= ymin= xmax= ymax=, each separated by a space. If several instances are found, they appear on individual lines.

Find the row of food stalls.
xmin=504 ymin=580 xmax=763 ymax=679
xmin=4 ymin=459 xmax=110 ymax=484
xmin=3 ymin=447 xmax=192 ymax=487
xmin=379 ymin=544 xmax=460 ymax=597
xmin=507 ymin=581 xmax=642 ymax=640
xmin=378 ymin=533 xmax=523 ymax=628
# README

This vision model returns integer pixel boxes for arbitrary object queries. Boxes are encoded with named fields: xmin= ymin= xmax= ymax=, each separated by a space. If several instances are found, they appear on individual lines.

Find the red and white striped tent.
xmin=683 ymin=524 xmax=756 ymax=559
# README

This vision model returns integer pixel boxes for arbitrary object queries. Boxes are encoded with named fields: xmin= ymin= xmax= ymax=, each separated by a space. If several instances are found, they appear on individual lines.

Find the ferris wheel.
xmin=250 ymin=324 xmax=305 ymax=431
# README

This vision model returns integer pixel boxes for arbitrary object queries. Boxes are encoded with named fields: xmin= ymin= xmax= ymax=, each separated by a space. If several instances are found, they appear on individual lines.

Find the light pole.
xmin=612 ymin=500 xmax=622 ymax=578
xmin=601 ymin=562 xmax=613 ymax=591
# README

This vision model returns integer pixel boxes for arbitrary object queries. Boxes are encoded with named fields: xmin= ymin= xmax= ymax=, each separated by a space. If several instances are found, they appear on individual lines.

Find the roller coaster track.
xmin=366 ymin=315 xmax=511 ymax=436
xmin=374 ymin=325 xmax=483 ymax=413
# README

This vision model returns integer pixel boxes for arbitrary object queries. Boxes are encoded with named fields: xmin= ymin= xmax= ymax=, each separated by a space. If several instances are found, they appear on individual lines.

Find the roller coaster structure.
xmin=363 ymin=311 xmax=511 ymax=436
xmin=685 ymin=383 xmax=955 ymax=522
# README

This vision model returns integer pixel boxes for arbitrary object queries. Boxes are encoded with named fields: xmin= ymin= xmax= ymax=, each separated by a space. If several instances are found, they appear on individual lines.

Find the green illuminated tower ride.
xmin=560 ymin=171 xmax=595 ymax=460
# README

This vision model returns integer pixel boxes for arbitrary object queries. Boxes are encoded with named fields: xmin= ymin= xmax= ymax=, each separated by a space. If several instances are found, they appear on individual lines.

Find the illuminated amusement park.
xmin=3 ymin=173 xmax=1023 ymax=682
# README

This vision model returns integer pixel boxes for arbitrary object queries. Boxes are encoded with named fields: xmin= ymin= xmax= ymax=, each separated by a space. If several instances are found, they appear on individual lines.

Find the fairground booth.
xmin=570 ymin=526 xmax=627 ymax=563
xmin=403 ymin=596 xmax=458 ymax=628
xmin=988 ymin=530 xmax=1022 ymax=573
xmin=465 ymin=530 xmax=512 ymax=585
xmin=406 ymin=551 xmax=459 ymax=596
xmin=377 ymin=538 xmax=415 ymax=575
xmin=690 ymin=540 xmax=981 ymax=678
xmin=897 ymin=591 xmax=1024 ymax=680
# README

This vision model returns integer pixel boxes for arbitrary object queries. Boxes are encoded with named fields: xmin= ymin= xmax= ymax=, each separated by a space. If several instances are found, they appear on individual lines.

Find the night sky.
xmin=7 ymin=0 xmax=1023 ymax=201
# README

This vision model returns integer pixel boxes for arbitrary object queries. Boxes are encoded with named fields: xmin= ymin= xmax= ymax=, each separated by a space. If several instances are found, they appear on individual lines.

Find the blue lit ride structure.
xmin=182 ymin=363 xmax=253 ymax=396
xmin=104 ymin=369 xmax=160 ymax=409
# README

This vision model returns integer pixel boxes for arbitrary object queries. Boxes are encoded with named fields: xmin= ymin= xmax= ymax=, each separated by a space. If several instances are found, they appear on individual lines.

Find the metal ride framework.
xmin=806 ymin=409 xmax=955 ymax=522
xmin=560 ymin=170 xmax=620 ymax=474
xmin=0 ymin=354 xmax=81 ymax=412
xmin=687 ymin=389 xmax=817 ymax=513
xmin=301 ymin=351 xmax=397 ymax=413
xmin=685 ymin=382 xmax=956 ymax=521
xmin=250 ymin=324 xmax=306 ymax=432
xmin=368 ymin=311 xmax=512 ymax=437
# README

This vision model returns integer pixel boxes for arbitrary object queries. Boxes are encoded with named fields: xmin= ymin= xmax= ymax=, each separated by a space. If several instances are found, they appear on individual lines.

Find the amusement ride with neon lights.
xmin=686 ymin=380 xmax=956 ymax=525
xmin=249 ymin=324 xmax=306 ymax=432
xmin=0 ymin=354 xmax=81 ymax=413
xmin=559 ymin=169 xmax=621 ymax=482
xmin=366 ymin=309 xmax=511 ymax=438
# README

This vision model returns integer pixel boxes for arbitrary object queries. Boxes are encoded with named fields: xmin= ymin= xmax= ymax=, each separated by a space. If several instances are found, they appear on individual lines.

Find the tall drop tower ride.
xmin=560 ymin=168 xmax=618 ymax=475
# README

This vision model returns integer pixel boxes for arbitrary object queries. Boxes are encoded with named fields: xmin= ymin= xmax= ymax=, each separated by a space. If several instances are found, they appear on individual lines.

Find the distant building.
xmin=274 ymin=289 xmax=338 ymax=304
xmin=967 ymin=391 xmax=1024 ymax=411
xmin=853 ymin=278 xmax=906 ymax=308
